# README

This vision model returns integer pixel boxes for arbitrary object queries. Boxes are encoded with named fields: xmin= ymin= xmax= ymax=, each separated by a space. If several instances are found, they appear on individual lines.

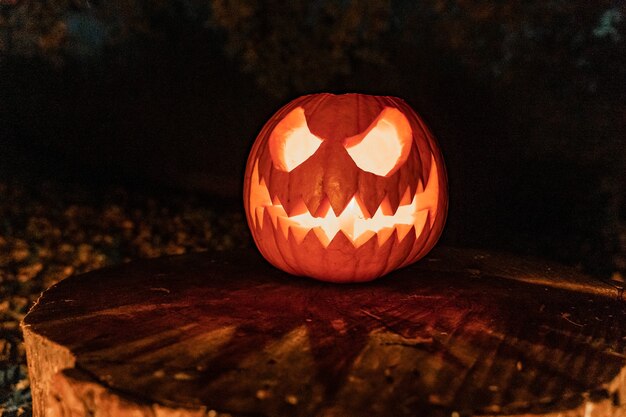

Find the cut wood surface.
xmin=22 ymin=247 xmax=626 ymax=417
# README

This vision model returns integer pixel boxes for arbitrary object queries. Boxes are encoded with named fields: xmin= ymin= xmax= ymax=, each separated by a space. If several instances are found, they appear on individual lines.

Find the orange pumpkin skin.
xmin=244 ymin=93 xmax=448 ymax=283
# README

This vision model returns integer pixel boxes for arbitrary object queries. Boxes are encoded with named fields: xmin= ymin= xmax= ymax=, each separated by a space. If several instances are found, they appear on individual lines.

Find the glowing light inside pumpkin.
xmin=345 ymin=107 xmax=413 ymax=177
xmin=249 ymin=156 xmax=439 ymax=248
xmin=269 ymin=107 xmax=323 ymax=172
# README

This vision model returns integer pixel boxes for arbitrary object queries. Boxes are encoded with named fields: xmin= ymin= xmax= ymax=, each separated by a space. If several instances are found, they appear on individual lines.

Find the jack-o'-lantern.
xmin=244 ymin=93 xmax=448 ymax=283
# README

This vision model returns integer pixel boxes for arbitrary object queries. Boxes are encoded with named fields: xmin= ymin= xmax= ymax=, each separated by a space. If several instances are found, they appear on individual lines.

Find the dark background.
xmin=1 ymin=0 xmax=625 ymax=276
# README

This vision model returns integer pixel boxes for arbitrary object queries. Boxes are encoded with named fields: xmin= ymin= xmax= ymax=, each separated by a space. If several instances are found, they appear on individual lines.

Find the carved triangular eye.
xmin=344 ymin=107 xmax=412 ymax=177
xmin=269 ymin=107 xmax=323 ymax=172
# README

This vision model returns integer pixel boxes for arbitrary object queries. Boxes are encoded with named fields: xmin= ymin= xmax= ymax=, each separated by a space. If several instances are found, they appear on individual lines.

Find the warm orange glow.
xmin=245 ymin=93 xmax=448 ymax=282
xmin=345 ymin=108 xmax=412 ymax=177
xmin=249 ymin=155 xmax=439 ymax=248
xmin=269 ymin=107 xmax=323 ymax=172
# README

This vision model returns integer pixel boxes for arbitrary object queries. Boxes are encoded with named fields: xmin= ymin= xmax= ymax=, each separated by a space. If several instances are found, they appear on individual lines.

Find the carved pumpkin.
xmin=244 ymin=93 xmax=448 ymax=282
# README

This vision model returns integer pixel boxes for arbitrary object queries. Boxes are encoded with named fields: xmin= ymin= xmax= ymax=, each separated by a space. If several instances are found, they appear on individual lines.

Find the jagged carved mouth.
xmin=249 ymin=156 xmax=440 ymax=248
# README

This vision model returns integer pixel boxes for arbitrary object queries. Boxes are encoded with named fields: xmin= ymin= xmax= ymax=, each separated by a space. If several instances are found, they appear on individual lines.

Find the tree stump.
xmin=22 ymin=247 xmax=626 ymax=417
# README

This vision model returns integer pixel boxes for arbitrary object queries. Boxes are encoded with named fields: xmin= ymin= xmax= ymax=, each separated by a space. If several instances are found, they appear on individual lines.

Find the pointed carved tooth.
xmin=416 ymin=179 xmax=424 ymax=193
xmin=285 ymin=197 xmax=309 ymax=217
xmin=354 ymin=194 xmax=373 ymax=219
xmin=378 ymin=195 xmax=394 ymax=216
xmin=384 ymin=227 xmax=415 ymax=273
xmin=276 ymin=216 xmax=292 ymax=241
xmin=272 ymin=217 xmax=301 ymax=274
xmin=328 ymin=230 xmax=354 ymax=250
xmin=329 ymin=191 xmax=354 ymax=217
xmin=294 ymin=229 xmax=331 ymax=279
xmin=422 ymin=153 xmax=433 ymax=189
xmin=351 ymin=236 xmax=383 ymax=280
xmin=255 ymin=207 xmax=265 ymax=230
xmin=414 ymin=209 xmax=429 ymax=237
xmin=338 ymin=201 xmax=356 ymax=239
xmin=311 ymin=195 xmax=331 ymax=218
xmin=399 ymin=186 xmax=413 ymax=206
xmin=430 ymin=212 xmax=437 ymax=228
xmin=401 ymin=212 xmax=431 ymax=268
xmin=312 ymin=227 xmax=332 ymax=248
xmin=302 ymin=192 xmax=325 ymax=219
xmin=396 ymin=224 xmax=414 ymax=242
xmin=416 ymin=155 xmax=439 ymax=212
xmin=266 ymin=169 xmax=292 ymax=215
xmin=385 ymin=187 xmax=401 ymax=215
xmin=265 ymin=205 xmax=286 ymax=229
xmin=248 ymin=160 xmax=272 ymax=228
xmin=262 ymin=209 xmax=275 ymax=240
xmin=279 ymin=191 xmax=300 ymax=217
xmin=354 ymin=230 xmax=376 ymax=248
xmin=395 ymin=213 xmax=433 ymax=270
xmin=377 ymin=227 xmax=395 ymax=247
xmin=256 ymin=211 xmax=299 ymax=275
xmin=362 ymin=192 xmax=386 ymax=221
xmin=289 ymin=224 xmax=309 ymax=245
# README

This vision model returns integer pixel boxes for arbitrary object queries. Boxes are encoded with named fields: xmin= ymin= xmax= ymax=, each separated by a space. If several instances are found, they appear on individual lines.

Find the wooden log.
xmin=21 ymin=247 xmax=626 ymax=417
